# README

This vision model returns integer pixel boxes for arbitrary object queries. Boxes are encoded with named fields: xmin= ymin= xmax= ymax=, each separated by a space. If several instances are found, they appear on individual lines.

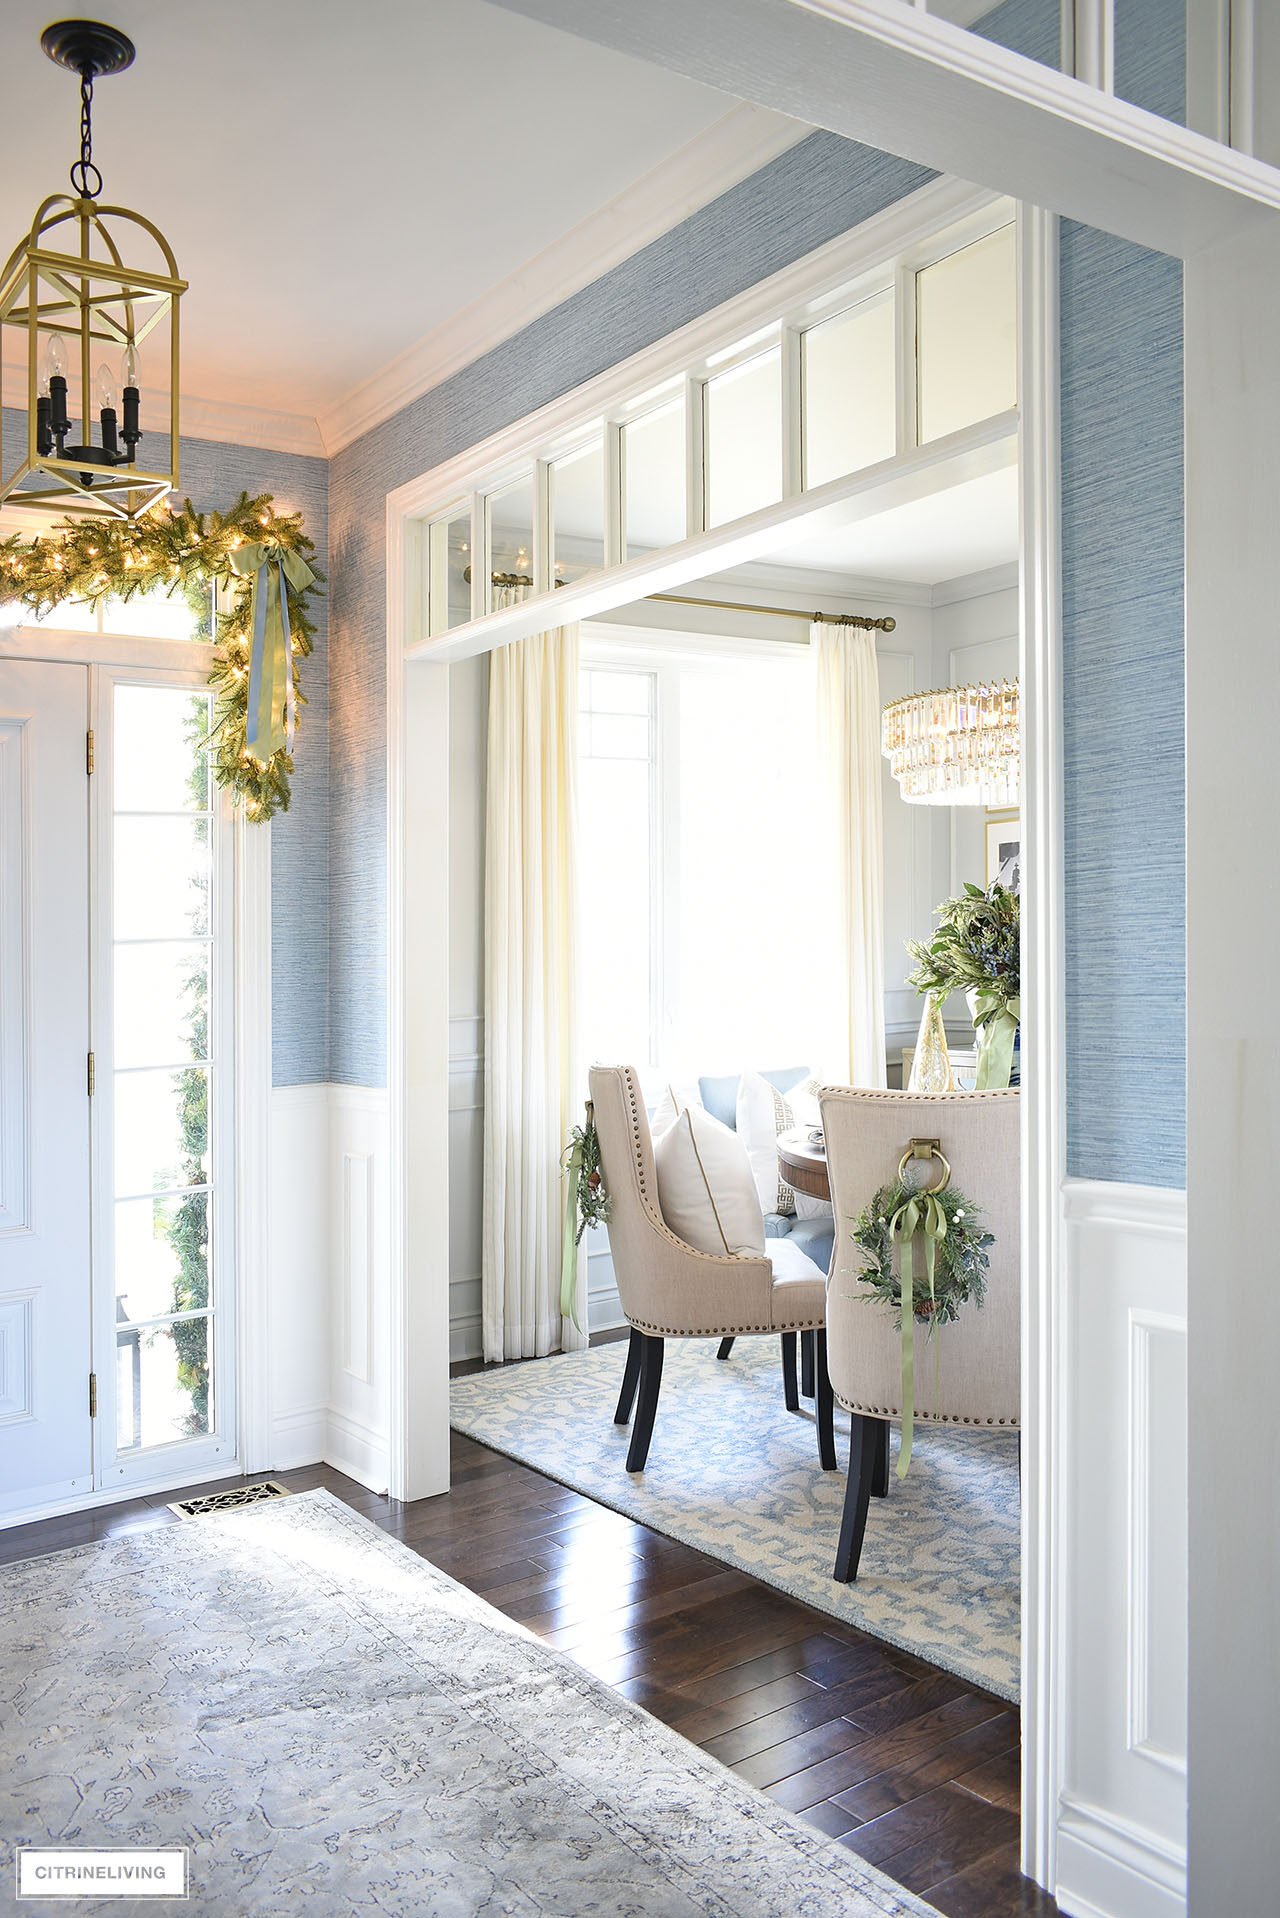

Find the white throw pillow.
xmin=649 ymin=1079 xmax=702 ymax=1142
xmin=655 ymin=1105 xmax=765 ymax=1257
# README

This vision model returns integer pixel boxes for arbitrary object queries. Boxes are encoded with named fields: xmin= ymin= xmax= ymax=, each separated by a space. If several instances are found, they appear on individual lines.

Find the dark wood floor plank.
xmin=838 ymin=1781 xmax=1020 ymax=1893
xmin=925 ymin=1852 xmax=1060 ymax=1917
xmin=698 ymin=1664 xmax=921 ymax=1766
xmin=830 ymin=1712 xmax=1020 ymax=1825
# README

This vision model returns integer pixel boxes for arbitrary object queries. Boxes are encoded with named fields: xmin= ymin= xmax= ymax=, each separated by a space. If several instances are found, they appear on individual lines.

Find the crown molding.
xmin=931 ymin=559 xmax=1020 ymax=605
xmin=178 ymin=391 xmax=326 ymax=460
xmin=316 ymin=101 xmax=807 ymax=457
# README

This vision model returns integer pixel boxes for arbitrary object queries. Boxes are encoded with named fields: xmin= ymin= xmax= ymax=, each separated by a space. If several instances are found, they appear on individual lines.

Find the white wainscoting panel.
xmin=0 ymin=720 xmax=29 ymax=1237
xmin=266 ymin=1085 xmax=330 ymax=1469
xmin=1057 ymin=1179 xmax=1187 ymax=1918
xmin=328 ymin=1087 xmax=391 ymax=1491
xmin=449 ymin=1014 xmax=484 ymax=1362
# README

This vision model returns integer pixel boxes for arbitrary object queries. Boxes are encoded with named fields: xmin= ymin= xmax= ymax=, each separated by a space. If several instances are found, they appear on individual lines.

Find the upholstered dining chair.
xmin=818 ymin=1086 xmax=1020 ymax=1582
xmin=589 ymin=1063 xmax=837 ymax=1474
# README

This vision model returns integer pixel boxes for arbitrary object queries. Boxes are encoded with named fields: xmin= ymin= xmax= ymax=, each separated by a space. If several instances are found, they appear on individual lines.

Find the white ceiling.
xmin=0 ymin=0 xmax=771 ymax=426
xmin=749 ymin=464 xmax=1020 ymax=585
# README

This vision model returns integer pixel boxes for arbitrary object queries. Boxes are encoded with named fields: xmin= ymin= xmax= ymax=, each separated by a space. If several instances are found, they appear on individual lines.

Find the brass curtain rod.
xmin=467 ymin=569 xmax=896 ymax=633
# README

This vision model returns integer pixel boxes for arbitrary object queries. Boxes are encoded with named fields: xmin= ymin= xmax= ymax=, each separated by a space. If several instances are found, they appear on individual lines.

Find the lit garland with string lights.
xmin=0 ymin=492 xmax=322 ymax=820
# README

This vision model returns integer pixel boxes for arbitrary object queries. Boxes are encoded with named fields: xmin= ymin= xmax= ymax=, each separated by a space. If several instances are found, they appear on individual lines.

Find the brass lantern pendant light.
xmin=0 ymin=19 xmax=186 ymax=519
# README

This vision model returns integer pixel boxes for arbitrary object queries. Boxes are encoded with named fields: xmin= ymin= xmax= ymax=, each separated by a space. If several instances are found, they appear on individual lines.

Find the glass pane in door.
xmin=111 ymin=681 xmax=219 ymax=1460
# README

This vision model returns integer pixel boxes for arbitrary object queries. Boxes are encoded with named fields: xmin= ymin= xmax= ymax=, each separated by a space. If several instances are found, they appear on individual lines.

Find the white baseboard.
xmin=324 ymin=1406 xmax=390 ymax=1495
xmin=1056 ymin=1796 xmax=1187 ymax=1918
xmin=268 ymin=1404 xmax=330 ymax=1472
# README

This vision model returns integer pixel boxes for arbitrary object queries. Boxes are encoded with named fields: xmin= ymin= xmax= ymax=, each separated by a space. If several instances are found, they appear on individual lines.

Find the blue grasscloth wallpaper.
xmin=1060 ymin=229 xmax=1185 ymax=1185
xmin=326 ymin=131 xmax=934 ymax=1087
xmin=175 ymin=437 xmax=330 ymax=1089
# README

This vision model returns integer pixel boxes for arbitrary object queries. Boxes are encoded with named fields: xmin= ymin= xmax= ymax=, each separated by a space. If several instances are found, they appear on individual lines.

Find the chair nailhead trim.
xmin=836 ymin=1397 xmax=1019 ymax=1428
xmin=631 ymin=1318 xmax=824 ymax=1338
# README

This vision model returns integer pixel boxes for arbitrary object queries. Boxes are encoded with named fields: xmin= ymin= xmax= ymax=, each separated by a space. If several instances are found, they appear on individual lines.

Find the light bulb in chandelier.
xmin=120 ymin=343 xmax=141 ymax=450
xmin=97 ymin=363 xmax=119 ymax=459
xmin=41 ymin=333 xmax=68 ymax=395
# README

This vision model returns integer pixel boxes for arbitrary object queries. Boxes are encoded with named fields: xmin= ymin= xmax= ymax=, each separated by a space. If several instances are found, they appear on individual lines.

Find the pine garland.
xmin=0 ymin=491 xmax=323 ymax=821
xmin=849 ymin=1180 xmax=993 ymax=1326
xmin=563 ymin=1112 xmax=611 ymax=1243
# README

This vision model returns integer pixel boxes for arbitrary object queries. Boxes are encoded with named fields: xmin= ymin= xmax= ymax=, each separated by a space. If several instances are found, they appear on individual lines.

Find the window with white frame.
xmin=578 ymin=638 xmax=829 ymax=1086
xmin=420 ymin=199 xmax=1018 ymax=638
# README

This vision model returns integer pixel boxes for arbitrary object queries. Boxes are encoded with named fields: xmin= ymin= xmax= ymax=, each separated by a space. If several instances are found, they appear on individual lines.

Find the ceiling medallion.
xmin=0 ymin=19 xmax=187 ymax=519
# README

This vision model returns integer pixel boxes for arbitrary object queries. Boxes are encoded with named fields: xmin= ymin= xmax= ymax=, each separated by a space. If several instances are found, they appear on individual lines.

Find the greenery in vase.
xmin=907 ymin=880 xmax=1020 ymax=1015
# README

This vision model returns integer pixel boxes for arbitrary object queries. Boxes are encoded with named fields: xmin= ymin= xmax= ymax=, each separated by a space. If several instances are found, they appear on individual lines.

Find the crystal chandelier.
xmin=0 ymin=19 xmax=186 ymax=519
xmin=881 ymin=679 xmax=1020 ymax=806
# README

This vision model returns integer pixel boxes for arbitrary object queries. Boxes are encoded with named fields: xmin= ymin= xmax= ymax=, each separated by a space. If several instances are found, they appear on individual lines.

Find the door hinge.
xmin=89 ymin=1372 xmax=98 ymax=1419
xmin=86 ymin=728 xmax=95 ymax=775
xmin=87 ymin=1051 xmax=95 ymax=1096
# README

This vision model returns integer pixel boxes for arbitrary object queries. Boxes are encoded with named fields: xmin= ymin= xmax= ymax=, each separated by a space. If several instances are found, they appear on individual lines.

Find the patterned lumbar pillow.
xmin=737 ymin=1069 xmax=820 ymax=1216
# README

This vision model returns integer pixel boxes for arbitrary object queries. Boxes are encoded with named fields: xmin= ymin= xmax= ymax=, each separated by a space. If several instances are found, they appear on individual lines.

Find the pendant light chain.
xmin=70 ymin=70 xmax=103 ymax=199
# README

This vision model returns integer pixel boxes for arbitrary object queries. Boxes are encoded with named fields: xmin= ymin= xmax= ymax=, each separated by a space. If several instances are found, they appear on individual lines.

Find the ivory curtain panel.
xmin=812 ymin=621 xmax=887 ymax=1088
xmin=483 ymin=612 xmax=588 ymax=1362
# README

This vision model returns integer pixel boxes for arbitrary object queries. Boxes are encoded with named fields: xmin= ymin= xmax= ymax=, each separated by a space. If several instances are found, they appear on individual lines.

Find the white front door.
xmin=0 ymin=660 xmax=94 ymax=1511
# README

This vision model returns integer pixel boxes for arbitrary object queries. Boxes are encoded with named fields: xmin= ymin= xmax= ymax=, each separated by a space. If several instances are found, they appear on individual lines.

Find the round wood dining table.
xmin=776 ymin=1128 xmax=831 ymax=1204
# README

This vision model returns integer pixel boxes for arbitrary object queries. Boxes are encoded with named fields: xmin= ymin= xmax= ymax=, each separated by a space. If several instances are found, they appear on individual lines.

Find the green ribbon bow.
xmin=972 ymin=991 xmax=1021 ymax=1090
xmin=887 ymin=1187 xmax=949 ymax=1477
xmin=230 ymin=542 xmax=317 ymax=762
xmin=560 ymin=1135 xmax=585 ymax=1334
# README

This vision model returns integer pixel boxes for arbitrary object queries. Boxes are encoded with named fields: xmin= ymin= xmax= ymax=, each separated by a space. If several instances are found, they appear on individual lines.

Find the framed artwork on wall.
xmin=985 ymin=810 xmax=1021 ymax=892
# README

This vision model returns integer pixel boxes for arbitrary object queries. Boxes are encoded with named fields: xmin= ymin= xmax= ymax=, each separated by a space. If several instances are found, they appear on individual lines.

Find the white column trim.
xmin=234 ymin=810 xmax=273 ymax=1475
xmin=1017 ymin=199 xmax=1066 ymax=1892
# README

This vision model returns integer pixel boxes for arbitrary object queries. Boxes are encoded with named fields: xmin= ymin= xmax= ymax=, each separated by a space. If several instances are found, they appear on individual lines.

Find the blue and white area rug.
xmin=450 ymin=1338 xmax=1020 ymax=1702
xmin=0 ymin=1490 xmax=937 ymax=1917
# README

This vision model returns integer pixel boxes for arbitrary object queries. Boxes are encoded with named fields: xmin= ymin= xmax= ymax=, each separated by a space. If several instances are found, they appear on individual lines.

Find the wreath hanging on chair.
xmin=0 ymin=490 xmax=322 ymax=821
xmin=845 ymin=1141 xmax=994 ymax=1478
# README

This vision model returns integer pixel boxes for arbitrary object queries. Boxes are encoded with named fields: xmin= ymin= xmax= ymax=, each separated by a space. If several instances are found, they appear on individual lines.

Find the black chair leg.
xmin=716 ymin=1336 xmax=736 ymax=1361
xmin=614 ymin=1326 xmax=642 ymax=1425
xmin=780 ymin=1332 xmax=800 ymax=1411
xmin=800 ymin=1328 xmax=815 ymax=1398
xmin=814 ymin=1329 xmax=837 ymax=1471
xmin=834 ymin=1414 xmax=879 ymax=1582
xmin=625 ymin=1335 xmax=665 ymax=1472
xmin=870 ymin=1417 xmax=891 ymax=1497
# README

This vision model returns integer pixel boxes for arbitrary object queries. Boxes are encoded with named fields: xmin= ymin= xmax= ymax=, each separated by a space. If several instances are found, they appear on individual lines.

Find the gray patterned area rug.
xmin=450 ymin=1339 xmax=1019 ymax=1702
xmin=1 ymin=1489 xmax=938 ymax=1918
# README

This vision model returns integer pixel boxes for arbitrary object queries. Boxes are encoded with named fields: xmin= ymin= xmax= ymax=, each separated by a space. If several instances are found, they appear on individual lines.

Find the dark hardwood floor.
xmin=1 ymin=1410 xmax=1055 ymax=1917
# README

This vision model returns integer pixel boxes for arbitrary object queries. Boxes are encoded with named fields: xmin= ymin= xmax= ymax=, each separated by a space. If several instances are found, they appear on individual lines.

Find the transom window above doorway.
xmin=423 ymin=199 xmax=1016 ymax=639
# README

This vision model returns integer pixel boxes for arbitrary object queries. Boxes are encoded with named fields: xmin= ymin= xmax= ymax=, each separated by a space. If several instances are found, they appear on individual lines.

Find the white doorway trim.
xmin=382 ymin=198 xmax=1062 ymax=1886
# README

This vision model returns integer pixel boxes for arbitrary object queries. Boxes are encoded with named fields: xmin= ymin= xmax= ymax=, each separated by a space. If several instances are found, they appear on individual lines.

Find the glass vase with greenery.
xmin=907 ymin=881 xmax=1021 ymax=1089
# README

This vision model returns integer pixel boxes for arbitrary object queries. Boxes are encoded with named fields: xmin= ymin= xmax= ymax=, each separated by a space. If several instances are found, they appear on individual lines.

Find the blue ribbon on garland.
xmin=230 ymin=541 xmax=317 ymax=762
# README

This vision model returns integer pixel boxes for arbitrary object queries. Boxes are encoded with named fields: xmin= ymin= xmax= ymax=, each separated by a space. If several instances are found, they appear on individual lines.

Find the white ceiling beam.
xmin=486 ymin=0 xmax=1280 ymax=259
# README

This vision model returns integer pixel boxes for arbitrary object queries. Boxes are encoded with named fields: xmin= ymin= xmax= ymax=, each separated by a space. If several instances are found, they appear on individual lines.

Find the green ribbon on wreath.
xmin=230 ymin=541 xmax=317 ymax=761
xmin=973 ymin=991 xmax=1021 ymax=1090
xmin=887 ymin=1185 xmax=949 ymax=1478
xmin=560 ymin=1132 xmax=585 ymax=1333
